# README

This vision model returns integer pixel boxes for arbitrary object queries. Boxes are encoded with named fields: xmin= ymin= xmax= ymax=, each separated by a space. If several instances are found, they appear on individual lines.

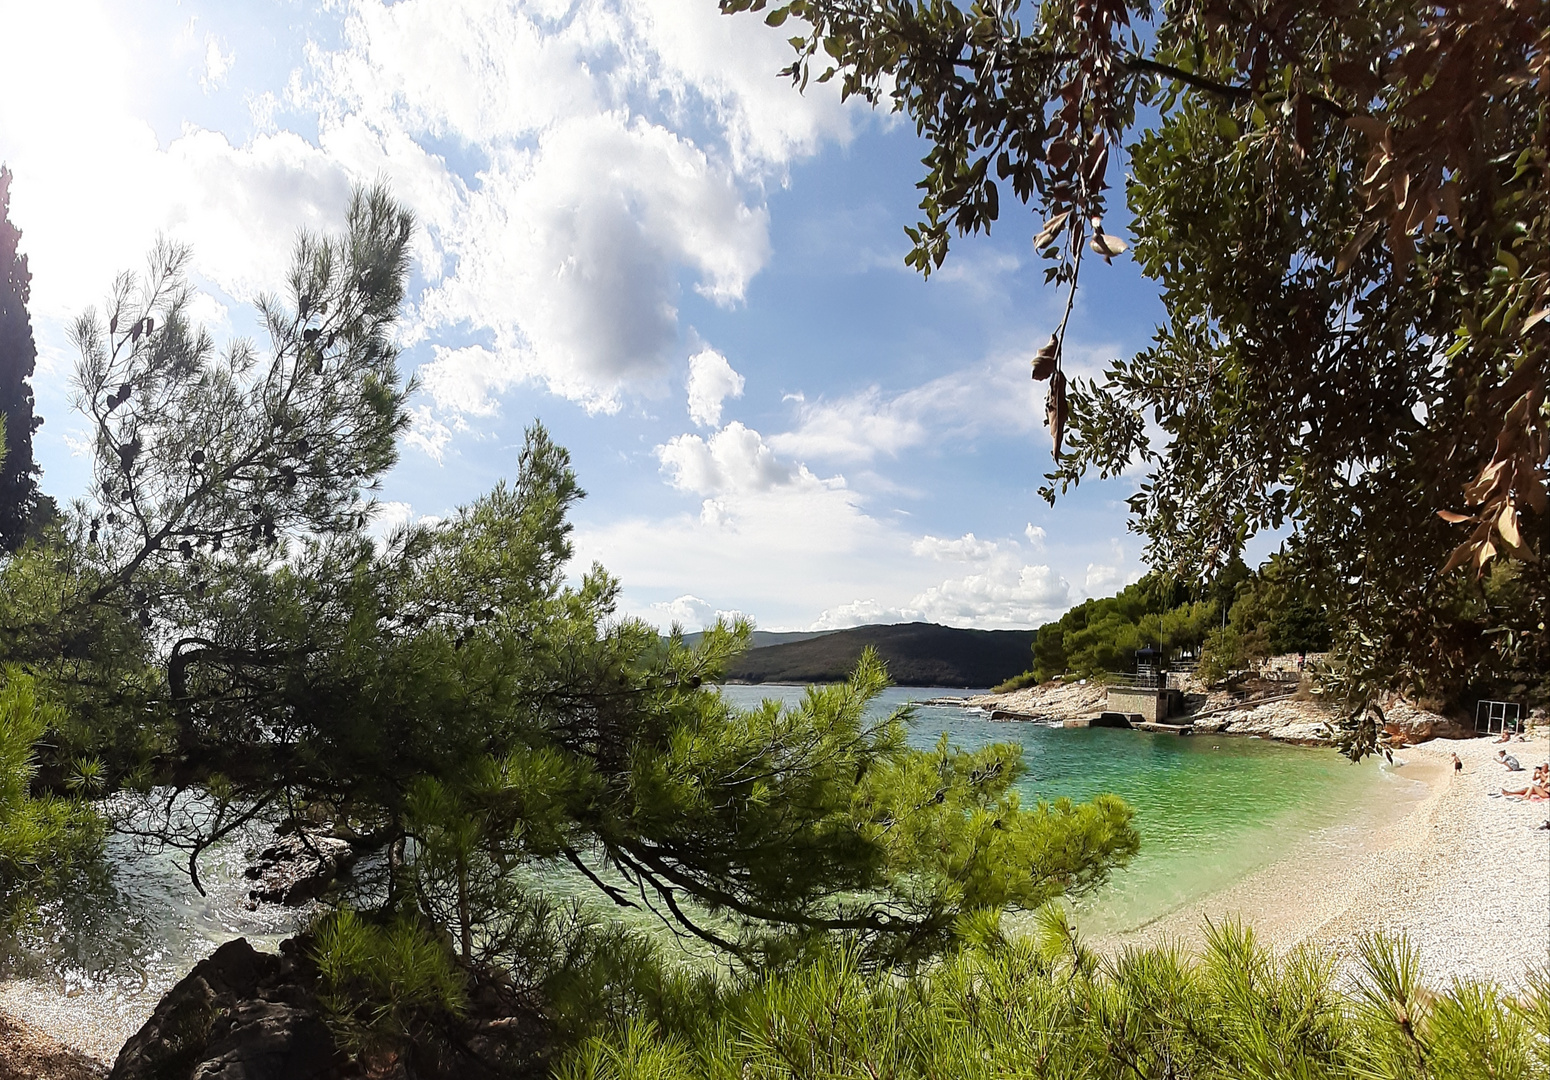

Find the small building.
xmin=1106 ymin=685 xmax=1183 ymax=723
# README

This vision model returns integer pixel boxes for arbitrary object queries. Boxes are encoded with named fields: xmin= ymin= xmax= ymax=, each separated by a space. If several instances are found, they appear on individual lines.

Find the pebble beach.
xmin=1100 ymin=732 xmax=1550 ymax=989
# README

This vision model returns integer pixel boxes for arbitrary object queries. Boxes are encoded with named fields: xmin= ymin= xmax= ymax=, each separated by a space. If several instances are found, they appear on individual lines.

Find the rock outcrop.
xmin=244 ymin=827 xmax=358 ymax=907
xmin=965 ymin=681 xmax=1108 ymax=722
xmin=109 ymin=938 xmax=347 ymax=1080
xmin=109 ymin=937 xmax=551 ymax=1080
xmin=1378 ymin=696 xmax=1474 ymax=744
xmin=1189 ymin=698 xmax=1338 ymax=744
xmin=967 ymin=679 xmax=1482 ymax=748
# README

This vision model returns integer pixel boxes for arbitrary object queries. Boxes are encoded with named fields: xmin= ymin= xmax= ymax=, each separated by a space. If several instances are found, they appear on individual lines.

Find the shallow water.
xmin=3 ymin=683 xmax=1405 ymax=1021
xmin=0 ymin=797 xmax=298 ymax=1019
xmin=719 ymin=684 xmax=1407 ymax=934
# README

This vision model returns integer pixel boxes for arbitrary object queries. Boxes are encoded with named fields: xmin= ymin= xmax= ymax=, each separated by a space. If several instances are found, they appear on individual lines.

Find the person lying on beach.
xmin=1496 ymin=729 xmax=1514 ymax=743
xmin=1496 ymin=750 xmax=1523 ymax=771
xmin=1498 ymin=764 xmax=1550 ymax=799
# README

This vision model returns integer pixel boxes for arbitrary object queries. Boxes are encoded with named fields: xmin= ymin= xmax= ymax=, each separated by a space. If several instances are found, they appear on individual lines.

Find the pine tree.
xmin=0 ymin=165 xmax=40 ymax=551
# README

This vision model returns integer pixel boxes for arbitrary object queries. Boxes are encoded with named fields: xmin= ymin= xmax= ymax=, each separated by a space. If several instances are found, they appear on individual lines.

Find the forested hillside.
xmin=723 ymin=622 xmax=1037 ymax=687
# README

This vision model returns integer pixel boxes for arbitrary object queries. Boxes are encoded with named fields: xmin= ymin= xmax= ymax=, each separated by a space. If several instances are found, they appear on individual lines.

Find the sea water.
xmin=717 ymin=684 xmax=1407 ymax=935
xmin=2 ymin=683 xmax=1407 ymax=1023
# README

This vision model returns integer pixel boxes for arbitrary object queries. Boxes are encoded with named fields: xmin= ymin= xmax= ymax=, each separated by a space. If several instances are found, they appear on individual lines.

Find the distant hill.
xmin=680 ymin=629 xmax=835 ymax=650
xmin=723 ymin=622 xmax=1036 ymax=688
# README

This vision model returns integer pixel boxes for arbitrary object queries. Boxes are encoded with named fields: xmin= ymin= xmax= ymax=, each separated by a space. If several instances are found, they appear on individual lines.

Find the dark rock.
xmin=246 ymin=829 xmax=359 ymax=907
xmin=110 ymin=936 xmax=554 ymax=1080
xmin=109 ymin=938 xmax=354 ymax=1080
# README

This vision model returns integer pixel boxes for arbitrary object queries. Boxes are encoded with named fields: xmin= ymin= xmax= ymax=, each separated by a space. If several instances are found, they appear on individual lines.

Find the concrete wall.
xmin=1106 ymin=687 xmax=1180 ymax=723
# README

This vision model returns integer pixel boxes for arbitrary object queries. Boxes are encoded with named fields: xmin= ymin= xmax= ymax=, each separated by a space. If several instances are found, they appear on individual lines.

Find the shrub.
xmin=312 ymin=908 xmax=468 ymax=1054
xmin=560 ymin=915 xmax=1548 ymax=1080
xmin=989 ymin=670 xmax=1039 ymax=693
xmin=0 ymin=668 xmax=104 ymax=916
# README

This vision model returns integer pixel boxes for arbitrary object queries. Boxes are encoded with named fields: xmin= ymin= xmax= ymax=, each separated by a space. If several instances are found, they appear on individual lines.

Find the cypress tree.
xmin=0 ymin=165 xmax=39 ymax=550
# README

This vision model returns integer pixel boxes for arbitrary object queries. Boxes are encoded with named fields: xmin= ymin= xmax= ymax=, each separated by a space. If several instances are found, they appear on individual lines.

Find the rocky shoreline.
xmin=962 ymin=679 xmax=1476 ymax=746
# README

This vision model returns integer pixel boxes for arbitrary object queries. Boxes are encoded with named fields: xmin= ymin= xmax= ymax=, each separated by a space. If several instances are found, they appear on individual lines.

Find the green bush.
xmin=560 ymin=914 xmax=1548 ymax=1080
xmin=0 ymin=668 xmax=104 ymax=915
xmin=989 ymin=670 xmax=1040 ymax=693
xmin=313 ymin=908 xmax=468 ymax=1054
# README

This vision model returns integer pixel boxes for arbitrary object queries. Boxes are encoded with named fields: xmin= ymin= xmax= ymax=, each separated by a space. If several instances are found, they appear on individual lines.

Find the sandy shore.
xmin=1098 ymin=732 xmax=1550 ymax=989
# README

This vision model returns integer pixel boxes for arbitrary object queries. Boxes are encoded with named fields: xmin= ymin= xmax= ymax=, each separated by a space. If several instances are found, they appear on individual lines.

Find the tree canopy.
xmin=0 ymin=186 xmax=1137 ymax=1004
xmin=0 ymin=164 xmax=40 ymax=551
xmin=724 ymin=0 xmax=1550 ymax=748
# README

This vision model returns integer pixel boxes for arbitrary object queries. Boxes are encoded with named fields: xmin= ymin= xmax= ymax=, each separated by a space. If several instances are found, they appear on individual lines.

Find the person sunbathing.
xmin=1500 ymin=781 xmax=1549 ymax=799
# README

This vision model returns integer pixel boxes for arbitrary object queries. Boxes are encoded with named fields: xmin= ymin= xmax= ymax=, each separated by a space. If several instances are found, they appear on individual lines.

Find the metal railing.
xmin=1105 ymin=671 xmax=1165 ymax=689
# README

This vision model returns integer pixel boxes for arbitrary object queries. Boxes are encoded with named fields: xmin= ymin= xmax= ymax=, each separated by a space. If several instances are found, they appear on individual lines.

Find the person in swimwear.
xmin=1501 ymin=764 xmax=1549 ymax=799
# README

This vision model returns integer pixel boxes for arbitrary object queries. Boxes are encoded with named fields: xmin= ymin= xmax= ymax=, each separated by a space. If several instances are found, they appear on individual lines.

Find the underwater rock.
xmin=245 ymin=829 xmax=358 ymax=907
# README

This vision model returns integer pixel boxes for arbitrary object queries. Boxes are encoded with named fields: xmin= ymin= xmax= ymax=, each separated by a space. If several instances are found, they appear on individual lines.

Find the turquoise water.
xmin=718 ymin=684 xmax=1406 ymax=934
xmin=2 ymin=683 xmax=1405 ymax=1012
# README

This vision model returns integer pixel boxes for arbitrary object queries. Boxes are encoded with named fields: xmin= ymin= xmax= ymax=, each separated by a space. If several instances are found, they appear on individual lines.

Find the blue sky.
xmin=0 ymin=0 xmax=1179 ymax=632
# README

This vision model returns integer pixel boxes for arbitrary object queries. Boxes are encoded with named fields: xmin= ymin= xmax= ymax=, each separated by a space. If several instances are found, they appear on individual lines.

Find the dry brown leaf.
xmin=1498 ymin=502 xmax=1523 ymax=548
xmin=1346 ymin=115 xmax=1389 ymax=143
xmin=1046 ymin=370 xmax=1068 ymax=457
xmin=1335 ymin=222 xmax=1380 ymax=274
xmin=1089 ymin=233 xmax=1128 ymax=258
xmin=1033 ymin=210 xmax=1070 ymax=250
xmin=1031 ymin=334 xmax=1059 ymax=381
xmin=1442 ymin=540 xmax=1476 ymax=576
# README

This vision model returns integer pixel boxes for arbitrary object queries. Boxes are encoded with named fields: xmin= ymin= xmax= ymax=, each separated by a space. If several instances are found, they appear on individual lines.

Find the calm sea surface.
xmin=719 ymin=684 xmax=1418 ymax=934
xmin=3 ymin=682 xmax=1417 ymax=1014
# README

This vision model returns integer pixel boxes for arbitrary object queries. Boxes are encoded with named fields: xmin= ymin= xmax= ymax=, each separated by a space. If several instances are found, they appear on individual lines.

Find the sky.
xmin=0 ymin=0 xmax=1180 ymax=633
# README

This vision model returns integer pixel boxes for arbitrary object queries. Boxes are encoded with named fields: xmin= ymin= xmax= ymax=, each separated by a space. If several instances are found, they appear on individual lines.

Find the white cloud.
xmin=405 ymin=405 xmax=458 ymax=464
xmin=415 ymin=345 xmax=522 ymax=419
xmin=367 ymin=499 xmax=442 ymax=544
xmin=612 ymin=0 xmax=852 ymax=171
xmin=292 ymin=0 xmax=841 ymax=425
xmin=409 ymin=113 xmax=769 ymax=414
xmin=810 ymin=599 xmax=913 ymax=630
xmin=0 ymin=7 xmax=355 ymax=319
xmin=1085 ymin=563 xmax=1120 ymax=592
xmin=656 ymin=421 xmax=801 ymax=497
xmin=371 ymin=500 xmax=416 ymax=534
xmin=0 ymin=0 xmax=854 ymax=448
xmin=771 ymin=386 xmax=930 ymax=464
xmin=592 ymin=416 xmax=1075 ymax=631
xmin=1024 ymin=524 xmax=1047 ymax=549
xmin=911 ymin=532 xmax=999 ymax=561
xmin=648 ymin=593 xmax=746 ymax=632
xmin=812 ymin=542 xmax=1069 ymax=630
xmin=686 ymin=347 xmax=745 ymax=428
xmin=771 ymin=338 xmax=1131 ymax=465
xmin=652 ymin=594 xmax=716 ymax=629
xmin=905 ymin=560 xmax=1069 ymax=627
xmin=201 ymin=35 xmax=234 ymax=93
